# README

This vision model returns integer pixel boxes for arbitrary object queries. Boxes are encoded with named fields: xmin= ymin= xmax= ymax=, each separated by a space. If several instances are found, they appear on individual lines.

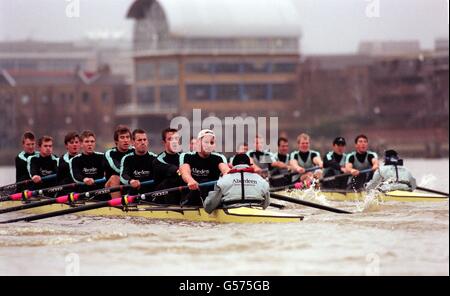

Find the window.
xmin=216 ymin=84 xmax=240 ymax=100
xmin=214 ymin=63 xmax=240 ymax=73
xmin=187 ymin=84 xmax=211 ymax=101
xmin=136 ymin=61 xmax=156 ymax=81
xmin=160 ymin=85 xmax=179 ymax=107
xmin=59 ymin=93 xmax=66 ymax=103
xmin=136 ymin=86 xmax=155 ymax=104
xmin=101 ymin=91 xmax=109 ymax=103
xmin=243 ymin=62 xmax=270 ymax=73
xmin=185 ymin=63 xmax=211 ymax=74
xmin=272 ymin=63 xmax=296 ymax=73
xmin=82 ymin=92 xmax=90 ymax=103
xmin=159 ymin=61 xmax=178 ymax=79
xmin=244 ymin=84 xmax=268 ymax=100
xmin=272 ymin=84 xmax=295 ymax=100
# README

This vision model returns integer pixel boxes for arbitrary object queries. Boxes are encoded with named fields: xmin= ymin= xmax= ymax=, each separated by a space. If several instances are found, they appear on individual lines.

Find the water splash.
xmin=418 ymin=174 xmax=438 ymax=188
xmin=354 ymin=189 xmax=383 ymax=213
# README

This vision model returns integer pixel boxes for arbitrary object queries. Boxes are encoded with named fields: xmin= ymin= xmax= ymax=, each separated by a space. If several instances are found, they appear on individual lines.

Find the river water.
xmin=0 ymin=159 xmax=448 ymax=276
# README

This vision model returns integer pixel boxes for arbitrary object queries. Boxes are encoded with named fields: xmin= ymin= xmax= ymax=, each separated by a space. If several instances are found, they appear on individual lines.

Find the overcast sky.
xmin=0 ymin=0 xmax=448 ymax=54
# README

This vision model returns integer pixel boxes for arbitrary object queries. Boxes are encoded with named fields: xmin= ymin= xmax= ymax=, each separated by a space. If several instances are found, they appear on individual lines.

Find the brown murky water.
xmin=0 ymin=159 xmax=448 ymax=275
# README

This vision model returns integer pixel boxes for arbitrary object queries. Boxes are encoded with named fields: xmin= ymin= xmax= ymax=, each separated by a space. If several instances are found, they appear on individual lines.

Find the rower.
xmin=366 ymin=150 xmax=416 ymax=192
xmin=189 ymin=137 xmax=199 ymax=152
xmin=69 ymin=130 xmax=106 ymax=198
xmin=229 ymin=142 xmax=249 ymax=165
xmin=120 ymin=129 xmax=157 ymax=195
xmin=246 ymin=135 xmax=276 ymax=176
xmin=322 ymin=137 xmax=347 ymax=189
xmin=204 ymin=153 xmax=270 ymax=214
xmin=27 ymin=136 xmax=59 ymax=190
xmin=152 ymin=128 xmax=183 ymax=203
xmin=104 ymin=125 xmax=134 ymax=198
xmin=268 ymin=137 xmax=292 ymax=187
xmin=345 ymin=134 xmax=379 ymax=190
xmin=289 ymin=133 xmax=323 ymax=186
xmin=57 ymin=131 xmax=80 ymax=186
xmin=15 ymin=131 xmax=39 ymax=192
xmin=179 ymin=129 xmax=230 ymax=206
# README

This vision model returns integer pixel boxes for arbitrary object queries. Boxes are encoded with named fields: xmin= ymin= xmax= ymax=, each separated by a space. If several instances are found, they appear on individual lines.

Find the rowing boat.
xmin=277 ymin=189 xmax=449 ymax=202
xmin=0 ymin=201 xmax=303 ymax=223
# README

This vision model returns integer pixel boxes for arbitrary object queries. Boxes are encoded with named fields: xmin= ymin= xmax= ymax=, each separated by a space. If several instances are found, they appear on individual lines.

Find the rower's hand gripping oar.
xmin=0 ymin=179 xmax=153 ymax=215
xmin=0 ymin=181 xmax=214 ymax=223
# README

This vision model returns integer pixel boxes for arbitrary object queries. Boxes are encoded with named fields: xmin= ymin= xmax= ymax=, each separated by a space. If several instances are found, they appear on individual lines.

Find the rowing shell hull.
xmin=281 ymin=190 xmax=448 ymax=202
xmin=0 ymin=201 xmax=303 ymax=223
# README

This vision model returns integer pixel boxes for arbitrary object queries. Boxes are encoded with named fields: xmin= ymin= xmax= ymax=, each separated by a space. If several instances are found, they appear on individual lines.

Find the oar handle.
xmin=41 ymin=174 xmax=57 ymax=181
xmin=270 ymin=166 xmax=320 ymax=180
xmin=81 ymin=180 xmax=155 ymax=199
xmin=138 ymin=180 xmax=217 ymax=202
xmin=320 ymin=168 xmax=372 ymax=183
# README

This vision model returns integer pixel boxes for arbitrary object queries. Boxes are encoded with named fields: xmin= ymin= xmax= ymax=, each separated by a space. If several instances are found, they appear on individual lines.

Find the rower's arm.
xmin=272 ymin=161 xmax=288 ymax=169
xmin=219 ymin=163 xmax=230 ymax=175
xmin=289 ymin=159 xmax=299 ymax=170
xmin=179 ymin=163 xmax=195 ymax=185
xmin=345 ymin=162 xmax=355 ymax=174
xmin=365 ymin=169 xmax=382 ymax=191
xmin=203 ymin=184 xmax=223 ymax=214
xmin=313 ymin=156 xmax=323 ymax=168
xmin=119 ymin=157 xmax=132 ymax=185
xmin=371 ymin=158 xmax=379 ymax=171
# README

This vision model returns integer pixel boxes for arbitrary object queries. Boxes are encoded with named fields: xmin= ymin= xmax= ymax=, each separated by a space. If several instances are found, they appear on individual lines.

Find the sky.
xmin=0 ymin=0 xmax=448 ymax=54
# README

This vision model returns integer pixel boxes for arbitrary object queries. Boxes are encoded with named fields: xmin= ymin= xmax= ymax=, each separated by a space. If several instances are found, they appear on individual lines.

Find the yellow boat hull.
xmin=0 ymin=201 xmax=303 ymax=224
xmin=283 ymin=190 xmax=448 ymax=202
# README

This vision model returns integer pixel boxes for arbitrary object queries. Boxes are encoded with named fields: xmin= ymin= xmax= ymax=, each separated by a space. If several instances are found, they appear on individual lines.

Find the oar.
xmin=268 ymin=169 xmax=372 ymax=193
xmin=0 ymin=179 xmax=153 ymax=215
xmin=1 ymin=178 xmax=106 ymax=203
xmin=0 ymin=181 xmax=215 ymax=223
xmin=0 ymin=174 xmax=57 ymax=195
xmin=270 ymin=166 xmax=321 ymax=182
xmin=270 ymin=192 xmax=352 ymax=214
xmin=416 ymin=186 xmax=449 ymax=197
xmin=319 ymin=168 xmax=373 ymax=183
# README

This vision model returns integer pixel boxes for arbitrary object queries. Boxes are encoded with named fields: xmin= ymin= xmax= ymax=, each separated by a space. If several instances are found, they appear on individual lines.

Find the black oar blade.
xmin=270 ymin=193 xmax=352 ymax=214
xmin=0 ymin=199 xmax=57 ymax=214
xmin=416 ymin=186 xmax=449 ymax=197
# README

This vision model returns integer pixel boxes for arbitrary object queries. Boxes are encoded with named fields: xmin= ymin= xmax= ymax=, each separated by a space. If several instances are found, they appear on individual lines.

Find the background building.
xmin=121 ymin=0 xmax=303 ymax=143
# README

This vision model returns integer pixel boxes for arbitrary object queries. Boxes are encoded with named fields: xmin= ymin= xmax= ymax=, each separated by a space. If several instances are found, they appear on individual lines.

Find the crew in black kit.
xmin=179 ymin=129 xmax=230 ymax=206
xmin=27 ymin=135 xmax=59 ymax=190
xmin=69 ymin=130 xmax=106 ymax=199
xmin=120 ymin=129 xmax=157 ymax=195
xmin=104 ymin=125 xmax=134 ymax=198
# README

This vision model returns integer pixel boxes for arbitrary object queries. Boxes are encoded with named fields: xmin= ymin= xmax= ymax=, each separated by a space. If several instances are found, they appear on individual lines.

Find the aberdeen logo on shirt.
xmin=133 ymin=170 xmax=150 ymax=178
xmin=191 ymin=168 xmax=210 ymax=177
xmin=83 ymin=167 xmax=98 ymax=175
xmin=40 ymin=169 xmax=54 ymax=176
